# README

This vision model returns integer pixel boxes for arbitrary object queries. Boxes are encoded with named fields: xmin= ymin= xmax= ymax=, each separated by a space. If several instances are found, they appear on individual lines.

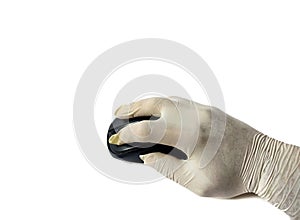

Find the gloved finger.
xmin=169 ymin=96 xmax=191 ymax=103
xmin=109 ymin=117 xmax=195 ymax=158
xmin=139 ymin=152 xmax=185 ymax=180
xmin=114 ymin=97 xmax=163 ymax=119
xmin=109 ymin=119 xmax=170 ymax=145
xmin=169 ymin=96 xmax=209 ymax=110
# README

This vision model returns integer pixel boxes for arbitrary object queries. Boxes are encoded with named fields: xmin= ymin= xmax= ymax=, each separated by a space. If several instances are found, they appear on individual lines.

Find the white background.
xmin=0 ymin=1 xmax=299 ymax=219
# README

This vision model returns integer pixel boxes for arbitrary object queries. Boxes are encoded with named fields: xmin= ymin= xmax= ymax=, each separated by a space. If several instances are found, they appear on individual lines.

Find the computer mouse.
xmin=107 ymin=116 xmax=187 ymax=163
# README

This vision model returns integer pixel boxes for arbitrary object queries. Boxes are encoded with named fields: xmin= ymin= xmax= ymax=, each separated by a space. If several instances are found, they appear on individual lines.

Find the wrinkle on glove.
xmin=240 ymin=133 xmax=300 ymax=218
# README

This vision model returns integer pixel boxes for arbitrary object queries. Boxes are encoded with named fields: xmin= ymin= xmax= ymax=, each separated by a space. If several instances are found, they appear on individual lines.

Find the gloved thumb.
xmin=139 ymin=152 xmax=184 ymax=179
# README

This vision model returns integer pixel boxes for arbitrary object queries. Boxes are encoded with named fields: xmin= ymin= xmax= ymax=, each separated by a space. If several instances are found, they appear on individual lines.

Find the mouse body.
xmin=107 ymin=116 xmax=187 ymax=163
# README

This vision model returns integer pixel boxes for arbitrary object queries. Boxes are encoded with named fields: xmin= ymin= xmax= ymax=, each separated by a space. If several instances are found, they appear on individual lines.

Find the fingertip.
xmin=114 ymin=104 xmax=141 ymax=119
xmin=139 ymin=154 xmax=146 ymax=162
xmin=109 ymin=134 xmax=122 ymax=145
xmin=114 ymin=104 xmax=130 ymax=117
xmin=139 ymin=152 xmax=165 ymax=164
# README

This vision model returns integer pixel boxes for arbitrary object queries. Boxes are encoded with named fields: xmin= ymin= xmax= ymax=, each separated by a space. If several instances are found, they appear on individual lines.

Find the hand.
xmin=109 ymin=96 xmax=258 ymax=198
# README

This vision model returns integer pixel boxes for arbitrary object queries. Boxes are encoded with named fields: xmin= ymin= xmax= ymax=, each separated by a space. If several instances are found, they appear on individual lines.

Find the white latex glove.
xmin=109 ymin=97 xmax=300 ymax=219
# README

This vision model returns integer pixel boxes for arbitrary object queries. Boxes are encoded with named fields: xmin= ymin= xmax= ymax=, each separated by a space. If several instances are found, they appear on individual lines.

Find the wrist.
xmin=240 ymin=132 xmax=300 ymax=218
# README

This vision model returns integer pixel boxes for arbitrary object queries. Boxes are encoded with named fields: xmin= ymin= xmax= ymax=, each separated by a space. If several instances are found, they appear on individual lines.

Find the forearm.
xmin=240 ymin=132 xmax=300 ymax=219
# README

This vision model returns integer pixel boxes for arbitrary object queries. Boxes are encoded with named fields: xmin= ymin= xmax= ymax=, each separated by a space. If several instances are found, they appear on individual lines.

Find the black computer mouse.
xmin=107 ymin=116 xmax=187 ymax=163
